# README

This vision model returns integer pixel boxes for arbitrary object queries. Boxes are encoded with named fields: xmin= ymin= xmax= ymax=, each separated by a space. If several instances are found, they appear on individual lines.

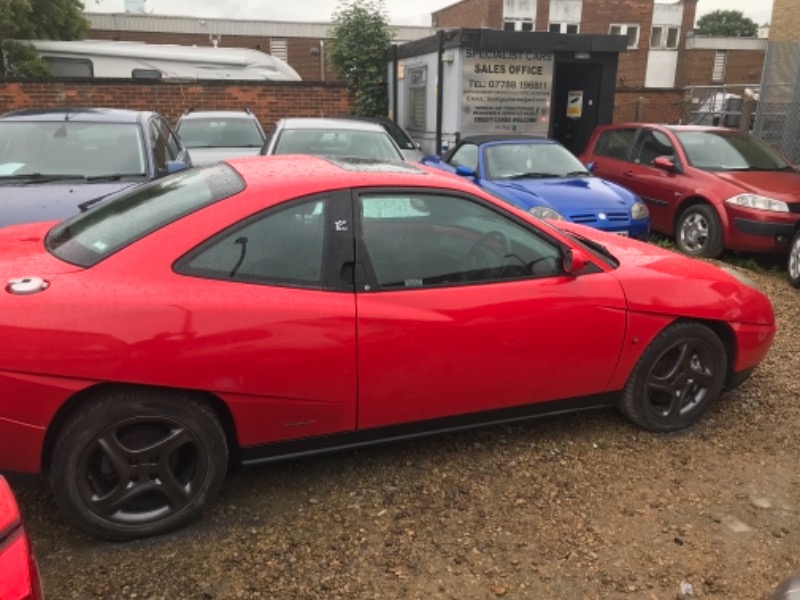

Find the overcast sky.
xmin=86 ymin=0 xmax=775 ymax=28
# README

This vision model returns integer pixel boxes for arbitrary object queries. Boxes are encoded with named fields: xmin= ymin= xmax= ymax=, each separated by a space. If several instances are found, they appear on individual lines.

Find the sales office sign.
xmin=461 ymin=48 xmax=554 ymax=135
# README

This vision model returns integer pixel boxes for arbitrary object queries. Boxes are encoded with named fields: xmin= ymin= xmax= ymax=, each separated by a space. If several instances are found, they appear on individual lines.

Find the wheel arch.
xmin=672 ymin=195 xmax=725 ymax=236
xmin=686 ymin=317 xmax=736 ymax=388
xmin=40 ymin=383 xmax=241 ymax=473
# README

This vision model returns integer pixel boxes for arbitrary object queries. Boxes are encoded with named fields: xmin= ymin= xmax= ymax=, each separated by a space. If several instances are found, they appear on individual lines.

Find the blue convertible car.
xmin=422 ymin=135 xmax=650 ymax=240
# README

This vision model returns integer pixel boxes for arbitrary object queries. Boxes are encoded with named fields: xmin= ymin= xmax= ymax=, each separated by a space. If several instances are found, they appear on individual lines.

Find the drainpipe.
xmin=436 ymin=30 xmax=444 ymax=155
xmin=391 ymin=44 xmax=399 ymax=122
xmin=319 ymin=40 xmax=325 ymax=82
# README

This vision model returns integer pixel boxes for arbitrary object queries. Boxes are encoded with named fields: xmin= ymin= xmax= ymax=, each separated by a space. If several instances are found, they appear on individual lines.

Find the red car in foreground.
xmin=0 ymin=476 xmax=43 ymax=599
xmin=579 ymin=124 xmax=800 ymax=265
xmin=0 ymin=155 xmax=775 ymax=540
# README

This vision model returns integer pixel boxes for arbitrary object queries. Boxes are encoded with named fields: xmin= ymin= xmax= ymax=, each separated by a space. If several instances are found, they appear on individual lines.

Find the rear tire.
xmin=51 ymin=388 xmax=228 ymax=540
xmin=619 ymin=322 xmax=727 ymax=432
xmin=676 ymin=204 xmax=724 ymax=258
xmin=788 ymin=228 xmax=800 ymax=289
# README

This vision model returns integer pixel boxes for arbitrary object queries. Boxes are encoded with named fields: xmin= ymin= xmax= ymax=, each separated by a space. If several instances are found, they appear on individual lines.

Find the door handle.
xmin=624 ymin=171 xmax=635 ymax=178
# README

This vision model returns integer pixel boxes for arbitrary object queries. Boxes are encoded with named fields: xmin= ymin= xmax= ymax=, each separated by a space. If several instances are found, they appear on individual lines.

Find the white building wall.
xmin=644 ymin=51 xmax=679 ymax=87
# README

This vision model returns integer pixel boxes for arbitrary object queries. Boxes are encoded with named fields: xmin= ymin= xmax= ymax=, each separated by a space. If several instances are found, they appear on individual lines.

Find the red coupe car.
xmin=579 ymin=125 xmax=800 ymax=267
xmin=0 ymin=155 xmax=775 ymax=540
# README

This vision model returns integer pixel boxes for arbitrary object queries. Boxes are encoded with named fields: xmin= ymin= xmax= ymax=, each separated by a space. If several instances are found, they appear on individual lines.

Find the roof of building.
xmin=85 ymin=12 xmax=435 ymax=43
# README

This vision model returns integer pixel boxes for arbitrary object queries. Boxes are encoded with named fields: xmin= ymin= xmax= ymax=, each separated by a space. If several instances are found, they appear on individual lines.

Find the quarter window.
xmin=178 ymin=197 xmax=327 ymax=287
xmin=359 ymin=193 xmax=561 ymax=289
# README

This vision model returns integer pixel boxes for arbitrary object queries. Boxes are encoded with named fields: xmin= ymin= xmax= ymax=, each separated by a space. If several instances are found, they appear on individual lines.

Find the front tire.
xmin=51 ymin=388 xmax=228 ymax=540
xmin=619 ymin=322 xmax=727 ymax=432
xmin=788 ymin=228 xmax=800 ymax=289
xmin=676 ymin=204 xmax=724 ymax=258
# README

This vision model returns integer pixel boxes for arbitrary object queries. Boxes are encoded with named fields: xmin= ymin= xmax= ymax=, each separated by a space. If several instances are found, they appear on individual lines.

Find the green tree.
xmin=695 ymin=10 xmax=758 ymax=37
xmin=329 ymin=0 xmax=394 ymax=117
xmin=1 ymin=0 xmax=89 ymax=76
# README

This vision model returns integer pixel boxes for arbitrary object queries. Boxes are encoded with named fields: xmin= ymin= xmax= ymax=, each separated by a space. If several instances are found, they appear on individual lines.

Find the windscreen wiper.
xmin=85 ymin=173 xmax=143 ymax=182
xmin=507 ymin=172 xmax=561 ymax=179
xmin=0 ymin=173 xmax=85 ymax=184
xmin=564 ymin=170 xmax=591 ymax=177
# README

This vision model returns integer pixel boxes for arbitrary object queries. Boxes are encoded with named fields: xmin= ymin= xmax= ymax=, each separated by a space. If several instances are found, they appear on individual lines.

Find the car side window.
xmin=149 ymin=120 xmax=168 ymax=173
xmin=631 ymin=129 xmax=675 ymax=165
xmin=358 ymin=193 xmax=562 ymax=290
xmin=448 ymin=143 xmax=479 ymax=171
xmin=177 ymin=197 xmax=327 ymax=288
xmin=159 ymin=119 xmax=182 ymax=160
xmin=593 ymin=129 xmax=637 ymax=161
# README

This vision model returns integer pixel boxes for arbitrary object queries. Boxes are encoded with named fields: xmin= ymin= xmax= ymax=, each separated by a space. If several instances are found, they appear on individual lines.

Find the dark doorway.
xmin=551 ymin=62 xmax=603 ymax=155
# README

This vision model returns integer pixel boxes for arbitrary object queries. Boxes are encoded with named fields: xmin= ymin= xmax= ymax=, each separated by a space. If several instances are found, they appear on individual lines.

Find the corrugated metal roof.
xmin=86 ymin=12 xmax=435 ymax=43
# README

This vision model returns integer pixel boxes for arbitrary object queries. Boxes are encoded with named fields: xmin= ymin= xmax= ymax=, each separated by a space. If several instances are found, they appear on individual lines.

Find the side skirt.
xmin=241 ymin=393 xmax=618 ymax=466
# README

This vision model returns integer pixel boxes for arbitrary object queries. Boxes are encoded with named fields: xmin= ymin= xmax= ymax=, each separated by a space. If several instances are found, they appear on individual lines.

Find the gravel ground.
xmin=10 ymin=265 xmax=800 ymax=600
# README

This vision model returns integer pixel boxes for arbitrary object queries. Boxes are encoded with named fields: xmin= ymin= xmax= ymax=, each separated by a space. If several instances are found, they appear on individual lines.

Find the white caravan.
xmin=23 ymin=39 xmax=301 ymax=81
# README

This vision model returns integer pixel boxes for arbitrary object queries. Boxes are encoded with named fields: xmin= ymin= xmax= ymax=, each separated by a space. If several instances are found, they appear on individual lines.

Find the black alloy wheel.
xmin=51 ymin=389 xmax=228 ymax=540
xmin=620 ymin=321 xmax=727 ymax=432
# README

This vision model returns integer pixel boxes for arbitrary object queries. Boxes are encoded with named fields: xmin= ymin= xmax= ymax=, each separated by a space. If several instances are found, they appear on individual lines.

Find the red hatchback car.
xmin=0 ymin=155 xmax=775 ymax=540
xmin=579 ymin=124 xmax=800 ymax=264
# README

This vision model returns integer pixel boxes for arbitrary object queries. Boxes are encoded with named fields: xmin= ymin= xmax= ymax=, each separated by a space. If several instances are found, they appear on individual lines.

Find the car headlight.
xmin=529 ymin=206 xmax=565 ymax=220
xmin=725 ymin=194 xmax=789 ymax=212
xmin=631 ymin=200 xmax=649 ymax=220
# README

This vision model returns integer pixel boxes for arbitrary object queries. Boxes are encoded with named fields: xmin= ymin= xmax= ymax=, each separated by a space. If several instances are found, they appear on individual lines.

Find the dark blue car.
xmin=422 ymin=135 xmax=650 ymax=240
xmin=0 ymin=108 xmax=191 ymax=227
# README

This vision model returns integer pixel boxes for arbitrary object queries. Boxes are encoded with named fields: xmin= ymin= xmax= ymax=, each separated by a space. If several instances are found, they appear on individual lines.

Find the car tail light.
xmin=0 ymin=477 xmax=43 ymax=600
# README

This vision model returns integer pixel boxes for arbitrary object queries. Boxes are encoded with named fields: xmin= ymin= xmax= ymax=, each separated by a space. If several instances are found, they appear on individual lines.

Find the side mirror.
xmin=653 ymin=156 xmax=677 ymax=171
xmin=585 ymin=162 xmax=596 ymax=172
xmin=165 ymin=160 xmax=189 ymax=175
xmin=455 ymin=164 xmax=476 ymax=177
xmin=563 ymin=247 xmax=589 ymax=275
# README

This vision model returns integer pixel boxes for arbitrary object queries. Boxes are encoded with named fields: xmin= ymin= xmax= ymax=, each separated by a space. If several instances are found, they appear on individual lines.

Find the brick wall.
xmin=770 ymin=0 xmax=800 ymax=42
xmin=0 ymin=79 xmax=352 ymax=129
xmin=678 ymin=49 xmax=765 ymax=87
xmin=88 ymin=29 xmax=338 ymax=82
xmin=432 ymin=0 xmax=501 ymax=29
xmin=580 ymin=0 xmax=655 ymax=88
xmin=613 ymin=89 xmax=685 ymax=123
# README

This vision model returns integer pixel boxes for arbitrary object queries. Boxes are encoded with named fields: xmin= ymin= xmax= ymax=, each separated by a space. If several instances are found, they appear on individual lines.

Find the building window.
xmin=610 ymin=24 xmax=640 ymax=49
xmin=712 ymin=50 xmax=727 ymax=83
xmin=270 ymin=38 xmax=288 ymax=62
xmin=650 ymin=26 xmax=679 ymax=49
xmin=549 ymin=22 xmax=579 ymax=34
xmin=503 ymin=18 xmax=534 ymax=31
xmin=407 ymin=66 xmax=427 ymax=131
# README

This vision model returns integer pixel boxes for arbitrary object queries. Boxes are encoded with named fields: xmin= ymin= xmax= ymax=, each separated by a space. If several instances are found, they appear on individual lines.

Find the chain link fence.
xmin=753 ymin=41 xmax=800 ymax=165
xmin=617 ymin=41 xmax=800 ymax=165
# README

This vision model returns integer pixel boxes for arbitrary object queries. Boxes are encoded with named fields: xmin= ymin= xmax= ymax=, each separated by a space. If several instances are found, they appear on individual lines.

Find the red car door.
xmin=585 ymin=126 xmax=639 ymax=185
xmin=619 ymin=127 xmax=693 ymax=234
xmin=352 ymin=190 xmax=628 ymax=430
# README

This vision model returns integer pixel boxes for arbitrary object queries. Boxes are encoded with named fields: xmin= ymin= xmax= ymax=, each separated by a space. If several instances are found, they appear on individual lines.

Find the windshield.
xmin=46 ymin=163 xmax=244 ymax=268
xmin=675 ymin=130 xmax=792 ymax=171
xmin=484 ymin=142 xmax=590 ymax=179
xmin=0 ymin=121 xmax=146 ymax=179
xmin=177 ymin=118 xmax=264 ymax=149
xmin=274 ymin=129 xmax=403 ymax=160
